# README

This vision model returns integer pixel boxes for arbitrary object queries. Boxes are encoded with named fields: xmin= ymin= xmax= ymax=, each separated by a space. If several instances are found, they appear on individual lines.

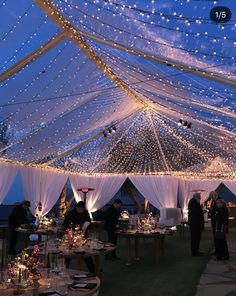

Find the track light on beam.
xmin=103 ymin=125 xmax=117 ymax=138
xmin=177 ymin=119 xmax=192 ymax=129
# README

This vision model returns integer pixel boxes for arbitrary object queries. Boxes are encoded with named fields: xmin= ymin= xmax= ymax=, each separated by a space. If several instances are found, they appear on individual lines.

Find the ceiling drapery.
xmin=0 ymin=0 xmax=235 ymax=177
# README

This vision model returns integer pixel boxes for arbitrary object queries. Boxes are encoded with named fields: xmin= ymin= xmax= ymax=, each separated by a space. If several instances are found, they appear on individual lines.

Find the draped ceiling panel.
xmin=0 ymin=0 xmax=235 ymax=177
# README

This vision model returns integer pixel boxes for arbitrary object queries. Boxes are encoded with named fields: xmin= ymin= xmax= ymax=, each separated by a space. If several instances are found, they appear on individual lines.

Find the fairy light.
xmin=1 ymin=17 xmax=50 ymax=71
xmin=61 ymin=3 xmax=233 ymax=60
xmin=0 ymin=41 xmax=71 ymax=127
xmin=1 ymin=3 xmax=34 ymax=42
xmin=0 ymin=0 xmax=235 ymax=177
xmin=90 ymin=42 xmax=235 ymax=112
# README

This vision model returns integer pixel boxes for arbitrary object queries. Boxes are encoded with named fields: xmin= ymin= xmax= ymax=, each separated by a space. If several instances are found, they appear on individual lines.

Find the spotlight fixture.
xmin=103 ymin=125 xmax=117 ymax=138
xmin=183 ymin=120 xmax=188 ymax=127
xmin=178 ymin=119 xmax=183 ymax=126
xmin=187 ymin=122 xmax=192 ymax=129
xmin=111 ymin=126 xmax=116 ymax=133
xmin=178 ymin=119 xmax=192 ymax=129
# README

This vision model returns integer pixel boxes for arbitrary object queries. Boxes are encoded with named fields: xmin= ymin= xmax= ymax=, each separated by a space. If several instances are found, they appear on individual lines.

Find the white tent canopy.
xmin=0 ymin=1 xmax=235 ymax=213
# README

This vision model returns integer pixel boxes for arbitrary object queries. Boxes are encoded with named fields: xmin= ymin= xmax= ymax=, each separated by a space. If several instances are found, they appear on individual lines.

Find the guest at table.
xmin=208 ymin=191 xmax=219 ymax=254
xmin=104 ymin=198 xmax=122 ymax=259
xmin=188 ymin=193 xmax=204 ymax=256
xmin=8 ymin=200 xmax=31 ymax=255
xmin=214 ymin=199 xmax=229 ymax=260
xmin=63 ymin=201 xmax=95 ymax=273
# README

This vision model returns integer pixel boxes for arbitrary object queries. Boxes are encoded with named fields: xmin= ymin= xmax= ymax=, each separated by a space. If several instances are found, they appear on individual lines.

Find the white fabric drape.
xmin=223 ymin=180 xmax=236 ymax=196
xmin=129 ymin=175 xmax=179 ymax=209
xmin=178 ymin=179 xmax=222 ymax=211
xmin=0 ymin=162 xmax=18 ymax=204
xmin=69 ymin=175 xmax=126 ymax=212
xmin=20 ymin=166 xmax=67 ymax=216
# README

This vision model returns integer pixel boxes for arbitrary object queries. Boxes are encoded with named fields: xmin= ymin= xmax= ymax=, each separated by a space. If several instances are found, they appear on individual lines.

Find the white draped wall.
xmin=129 ymin=175 xmax=179 ymax=208
xmin=178 ymin=179 xmax=222 ymax=211
xmin=69 ymin=174 xmax=126 ymax=212
xmin=1 ymin=161 xmax=236 ymax=215
xmin=20 ymin=166 xmax=67 ymax=216
xmin=0 ymin=162 xmax=18 ymax=204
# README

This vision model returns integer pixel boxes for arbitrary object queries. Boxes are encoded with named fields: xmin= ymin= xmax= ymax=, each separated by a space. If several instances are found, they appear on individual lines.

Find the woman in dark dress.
xmin=214 ymin=199 xmax=229 ymax=260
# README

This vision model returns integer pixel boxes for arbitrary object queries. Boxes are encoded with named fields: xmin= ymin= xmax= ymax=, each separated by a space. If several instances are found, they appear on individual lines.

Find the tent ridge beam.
xmin=34 ymin=0 xmax=147 ymax=106
xmin=0 ymin=31 xmax=67 ymax=83
xmin=79 ymin=31 xmax=236 ymax=88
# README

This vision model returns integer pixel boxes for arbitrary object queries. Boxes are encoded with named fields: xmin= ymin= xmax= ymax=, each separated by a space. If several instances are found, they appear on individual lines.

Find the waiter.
xmin=104 ymin=198 xmax=122 ymax=259
xmin=63 ymin=201 xmax=95 ymax=273
xmin=8 ymin=200 xmax=31 ymax=255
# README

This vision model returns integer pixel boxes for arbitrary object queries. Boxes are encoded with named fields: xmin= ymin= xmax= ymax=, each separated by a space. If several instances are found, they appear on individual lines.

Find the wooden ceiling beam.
xmin=78 ymin=31 xmax=236 ymax=89
xmin=0 ymin=32 xmax=67 ymax=83
xmin=34 ymin=0 xmax=147 ymax=106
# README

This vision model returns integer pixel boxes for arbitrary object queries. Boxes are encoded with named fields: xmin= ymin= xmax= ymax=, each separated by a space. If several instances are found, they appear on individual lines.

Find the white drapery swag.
xmin=69 ymin=175 xmax=126 ymax=212
xmin=223 ymin=180 xmax=236 ymax=197
xmin=129 ymin=175 xmax=179 ymax=209
xmin=0 ymin=162 xmax=18 ymax=205
xmin=178 ymin=179 xmax=222 ymax=211
xmin=20 ymin=166 xmax=67 ymax=216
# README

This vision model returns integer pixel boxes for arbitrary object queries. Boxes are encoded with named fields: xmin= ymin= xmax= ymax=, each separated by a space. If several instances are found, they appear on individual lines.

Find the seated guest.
xmin=8 ymin=200 xmax=31 ymax=255
xmin=104 ymin=198 xmax=122 ymax=259
xmin=63 ymin=201 xmax=95 ymax=273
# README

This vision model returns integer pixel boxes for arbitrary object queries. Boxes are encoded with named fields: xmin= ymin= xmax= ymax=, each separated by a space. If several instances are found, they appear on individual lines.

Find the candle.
xmin=18 ymin=268 xmax=22 ymax=284
xmin=47 ymin=252 xmax=50 ymax=269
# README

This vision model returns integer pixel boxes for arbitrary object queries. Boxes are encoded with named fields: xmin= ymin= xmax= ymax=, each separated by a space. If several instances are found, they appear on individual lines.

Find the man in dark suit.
xmin=8 ymin=200 xmax=31 ymax=255
xmin=63 ymin=201 xmax=91 ymax=233
xmin=188 ymin=193 xmax=204 ymax=256
xmin=104 ymin=198 xmax=122 ymax=259
xmin=63 ymin=201 xmax=95 ymax=273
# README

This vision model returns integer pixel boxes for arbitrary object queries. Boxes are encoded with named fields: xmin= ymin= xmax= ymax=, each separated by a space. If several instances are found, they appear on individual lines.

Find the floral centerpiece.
xmin=40 ymin=216 xmax=54 ymax=229
xmin=6 ymin=245 xmax=44 ymax=288
xmin=138 ymin=214 xmax=157 ymax=232
xmin=120 ymin=210 xmax=129 ymax=221
xmin=62 ymin=226 xmax=86 ymax=249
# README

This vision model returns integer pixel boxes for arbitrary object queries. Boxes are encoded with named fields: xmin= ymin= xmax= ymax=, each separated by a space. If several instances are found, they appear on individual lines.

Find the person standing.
xmin=214 ymin=199 xmax=229 ymax=260
xmin=63 ymin=201 xmax=91 ymax=234
xmin=208 ymin=191 xmax=219 ymax=254
xmin=8 ymin=200 xmax=31 ymax=255
xmin=63 ymin=201 xmax=95 ymax=273
xmin=104 ymin=198 xmax=122 ymax=259
xmin=188 ymin=192 xmax=204 ymax=256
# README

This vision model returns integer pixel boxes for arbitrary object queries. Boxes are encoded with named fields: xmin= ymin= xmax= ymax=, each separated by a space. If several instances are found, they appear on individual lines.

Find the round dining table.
xmin=0 ymin=269 xmax=100 ymax=296
xmin=37 ymin=241 xmax=116 ymax=274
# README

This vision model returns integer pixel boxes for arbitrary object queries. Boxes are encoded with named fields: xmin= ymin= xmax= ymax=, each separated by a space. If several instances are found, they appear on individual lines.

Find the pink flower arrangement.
xmin=6 ymin=245 xmax=44 ymax=285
